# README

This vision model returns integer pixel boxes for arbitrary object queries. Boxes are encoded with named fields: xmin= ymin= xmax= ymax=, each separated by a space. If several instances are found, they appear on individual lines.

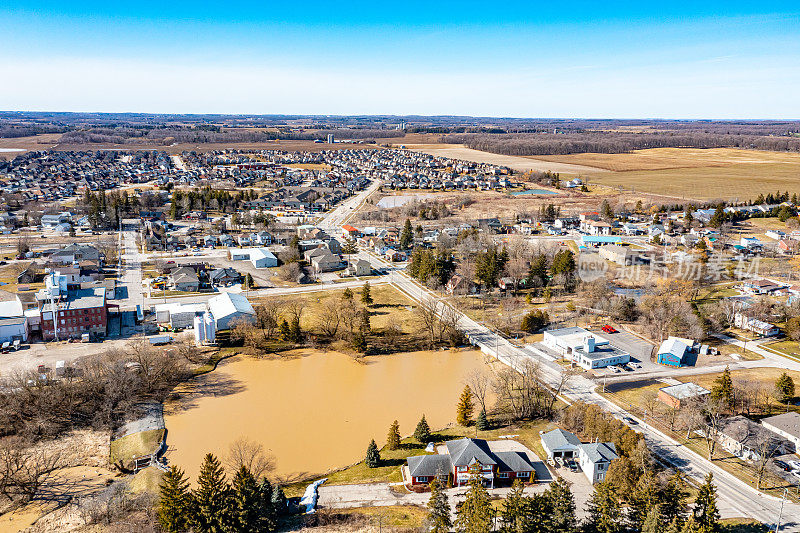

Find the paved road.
xmin=317 ymin=179 xmax=381 ymax=231
xmin=118 ymin=218 xmax=145 ymax=311
xmin=361 ymin=251 xmax=800 ymax=530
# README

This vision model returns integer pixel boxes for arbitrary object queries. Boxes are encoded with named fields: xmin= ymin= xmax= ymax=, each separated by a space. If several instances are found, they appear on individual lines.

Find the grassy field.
xmin=331 ymin=505 xmax=428 ymax=528
xmin=109 ymin=429 xmax=165 ymax=467
xmin=531 ymin=148 xmax=800 ymax=201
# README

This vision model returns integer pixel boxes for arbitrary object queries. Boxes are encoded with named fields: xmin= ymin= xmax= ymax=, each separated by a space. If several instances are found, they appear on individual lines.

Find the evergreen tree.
xmin=400 ymin=219 xmax=414 ymax=250
xmin=661 ymin=471 xmax=689 ymax=525
xmin=360 ymin=281 xmax=373 ymax=306
xmin=600 ymin=199 xmax=615 ymax=221
xmin=711 ymin=367 xmax=733 ymax=408
xmin=289 ymin=316 xmax=302 ymax=343
xmin=158 ymin=466 xmax=191 ymax=533
xmin=455 ymin=476 xmax=494 ymax=533
xmin=775 ymin=372 xmax=795 ymax=404
xmin=342 ymin=287 xmax=354 ymax=301
xmin=501 ymin=479 xmax=527 ymax=532
xmin=642 ymin=504 xmax=665 ymax=533
xmin=365 ymin=439 xmax=381 ymax=468
xmin=387 ymin=420 xmax=401 ymax=450
xmin=475 ymin=409 xmax=489 ymax=431
xmin=585 ymin=482 xmax=622 ymax=533
xmin=279 ymin=319 xmax=290 ymax=341
xmin=545 ymin=477 xmax=577 ymax=533
xmin=693 ymin=473 xmax=720 ymax=533
xmin=359 ymin=307 xmax=371 ymax=334
xmin=457 ymin=386 xmax=474 ymax=426
xmin=527 ymin=254 xmax=549 ymax=288
xmin=191 ymin=453 xmax=233 ymax=533
xmin=243 ymin=273 xmax=254 ymax=290
xmin=630 ymin=470 xmax=659 ymax=530
xmin=270 ymin=484 xmax=287 ymax=515
xmin=427 ymin=478 xmax=452 ymax=533
xmin=414 ymin=414 xmax=431 ymax=442
xmin=231 ymin=466 xmax=276 ymax=533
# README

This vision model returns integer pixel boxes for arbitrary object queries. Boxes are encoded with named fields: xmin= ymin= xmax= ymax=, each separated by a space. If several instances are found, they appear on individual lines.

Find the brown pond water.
xmin=163 ymin=349 xmax=491 ymax=482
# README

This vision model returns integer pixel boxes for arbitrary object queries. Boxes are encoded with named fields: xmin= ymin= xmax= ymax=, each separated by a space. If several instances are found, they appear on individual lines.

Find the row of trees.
xmin=426 ymin=472 xmax=720 ymax=533
xmin=158 ymin=453 xmax=287 ymax=533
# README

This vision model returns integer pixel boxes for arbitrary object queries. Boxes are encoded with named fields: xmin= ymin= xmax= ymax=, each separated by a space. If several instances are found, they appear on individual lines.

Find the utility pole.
xmin=775 ymin=487 xmax=787 ymax=533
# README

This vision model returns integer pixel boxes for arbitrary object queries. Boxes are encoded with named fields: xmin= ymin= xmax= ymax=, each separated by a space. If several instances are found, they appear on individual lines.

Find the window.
xmin=417 ymin=476 xmax=428 ymax=483
xmin=497 ymin=472 xmax=509 ymax=478
xmin=517 ymin=471 xmax=530 ymax=478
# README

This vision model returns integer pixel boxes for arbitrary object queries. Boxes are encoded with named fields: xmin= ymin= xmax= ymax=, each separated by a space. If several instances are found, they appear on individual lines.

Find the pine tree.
xmin=400 ymin=219 xmax=413 ymax=250
xmin=270 ymin=484 xmax=287 ymax=515
xmin=414 ymin=415 xmax=431 ymax=442
xmin=711 ymin=367 xmax=733 ymax=408
xmin=427 ymin=478 xmax=452 ymax=533
xmin=661 ymin=471 xmax=688 ymax=525
xmin=387 ymin=420 xmax=401 ymax=450
xmin=642 ymin=504 xmax=664 ymax=533
xmin=500 ymin=479 xmax=527 ymax=532
xmin=279 ymin=319 xmax=290 ymax=340
xmin=475 ymin=409 xmax=489 ymax=431
xmin=365 ymin=439 xmax=381 ymax=468
xmin=289 ymin=316 xmax=302 ymax=343
xmin=361 ymin=281 xmax=373 ymax=306
xmin=342 ymin=287 xmax=354 ymax=301
xmin=191 ymin=453 xmax=233 ymax=533
xmin=359 ymin=307 xmax=371 ymax=334
xmin=693 ymin=473 xmax=720 ymax=533
xmin=775 ymin=372 xmax=795 ymax=404
xmin=158 ymin=466 xmax=191 ymax=533
xmin=243 ymin=273 xmax=254 ymax=290
xmin=457 ymin=386 xmax=474 ymax=426
xmin=545 ymin=476 xmax=577 ymax=533
xmin=455 ymin=476 xmax=494 ymax=533
xmin=585 ymin=482 xmax=622 ymax=533
xmin=231 ymin=465 xmax=276 ymax=533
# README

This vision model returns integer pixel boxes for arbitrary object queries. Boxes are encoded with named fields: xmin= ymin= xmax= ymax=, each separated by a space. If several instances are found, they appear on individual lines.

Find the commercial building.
xmin=36 ymin=272 xmax=108 ymax=341
xmin=208 ymin=292 xmax=256 ymax=330
xmin=656 ymin=337 xmax=693 ymax=367
xmin=542 ymin=327 xmax=630 ymax=370
xmin=248 ymin=248 xmax=278 ymax=269
xmin=0 ymin=297 xmax=29 ymax=343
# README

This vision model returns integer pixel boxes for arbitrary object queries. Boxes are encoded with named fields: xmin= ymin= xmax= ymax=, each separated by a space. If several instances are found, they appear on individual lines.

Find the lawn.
xmin=109 ymin=429 xmax=165 ymax=467
xmin=531 ymin=148 xmax=800 ymax=201
xmin=762 ymin=339 xmax=800 ymax=360
xmin=284 ymin=419 xmax=556 ymax=497
xmin=334 ymin=505 xmax=428 ymax=528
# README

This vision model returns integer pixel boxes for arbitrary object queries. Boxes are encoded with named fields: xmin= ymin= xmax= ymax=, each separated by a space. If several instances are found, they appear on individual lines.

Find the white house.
xmin=540 ymin=428 xmax=619 ymax=484
xmin=734 ymin=313 xmax=780 ymax=337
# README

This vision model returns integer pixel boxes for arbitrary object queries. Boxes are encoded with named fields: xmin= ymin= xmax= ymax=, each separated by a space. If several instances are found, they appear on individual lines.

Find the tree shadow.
xmin=164 ymin=372 xmax=247 ymax=414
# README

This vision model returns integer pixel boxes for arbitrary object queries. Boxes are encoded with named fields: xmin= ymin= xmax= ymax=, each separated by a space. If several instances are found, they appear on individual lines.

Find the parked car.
xmin=623 ymin=416 xmax=638 ymax=425
xmin=609 ymin=365 xmax=622 ymax=373
xmin=787 ymin=460 xmax=800 ymax=471
xmin=774 ymin=459 xmax=790 ymax=471
xmin=601 ymin=325 xmax=618 ymax=334
xmin=628 ymin=361 xmax=642 ymax=369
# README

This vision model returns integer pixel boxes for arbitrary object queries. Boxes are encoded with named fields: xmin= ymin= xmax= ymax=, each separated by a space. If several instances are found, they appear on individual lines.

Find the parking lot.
xmin=589 ymin=327 xmax=660 ymax=376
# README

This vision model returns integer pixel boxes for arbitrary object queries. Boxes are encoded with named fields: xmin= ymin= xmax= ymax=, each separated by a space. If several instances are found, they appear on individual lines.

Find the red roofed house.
xmin=341 ymin=225 xmax=360 ymax=239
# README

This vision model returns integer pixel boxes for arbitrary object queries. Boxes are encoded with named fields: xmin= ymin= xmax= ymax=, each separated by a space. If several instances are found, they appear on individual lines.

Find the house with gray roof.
xmin=761 ymin=412 xmax=800 ymax=451
xmin=540 ymin=428 xmax=619 ymax=484
xmin=405 ymin=437 xmax=535 ymax=488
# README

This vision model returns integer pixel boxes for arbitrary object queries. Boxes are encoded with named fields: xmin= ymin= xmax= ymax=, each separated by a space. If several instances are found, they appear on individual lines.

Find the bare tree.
xmin=225 ymin=437 xmax=275 ymax=480
xmin=415 ymin=298 xmax=442 ymax=348
xmin=317 ymin=299 xmax=341 ymax=338
xmin=464 ymin=369 xmax=491 ymax=415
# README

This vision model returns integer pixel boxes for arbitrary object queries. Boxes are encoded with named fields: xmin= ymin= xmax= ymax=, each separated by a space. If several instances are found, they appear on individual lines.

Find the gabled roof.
xmin=445 ymin=438 xmax=496 ymax=467
xmin=541 ymin=428 xmax=581 ymax=451
xmin=494 ymin=451 xmax=534 ymax=473
xmin=407 ymin=455 xmax=452 ymax=477
xmin=580 ymin=442 xmax=619 ymax=463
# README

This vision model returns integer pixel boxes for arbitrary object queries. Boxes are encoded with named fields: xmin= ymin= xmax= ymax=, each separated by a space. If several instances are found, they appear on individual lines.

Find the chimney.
xmin=584 ymin=336 xmax=595 ymax=353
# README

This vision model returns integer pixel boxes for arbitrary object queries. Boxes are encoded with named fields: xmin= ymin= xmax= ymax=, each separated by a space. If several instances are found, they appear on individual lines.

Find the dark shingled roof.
xmin=407 ymin=455 xmax=452 ymax=478
xmin=494 ymin=451 xmax=534 ymax=473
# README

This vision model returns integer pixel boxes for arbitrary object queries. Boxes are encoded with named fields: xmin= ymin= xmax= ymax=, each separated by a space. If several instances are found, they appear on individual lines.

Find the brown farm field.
xmin=0 ymin=134 xmax=62 ymax=158
xmin=532 ymin=148 xmax=800 ymax=201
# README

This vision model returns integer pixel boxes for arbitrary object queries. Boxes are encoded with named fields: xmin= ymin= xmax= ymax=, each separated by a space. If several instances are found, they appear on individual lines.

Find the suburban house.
xmin=311 ymin=252 xmax=343 ymax=273
xmin=446 ymin=274 xmax=477 ymax=295
xmin=346 ymin=259 xmax=371 ymax=277
xmin=656 ymin=336 xmax=694 ymax=367
xmin=406 ymin=437 xmax=535 ymax=488
xmin=540 ymin=428 xmax=619 ymax=484
xmin=760 ymin=412 xmax=800 ymax=452
xmin=48 ymin=243 xmax=100 ymax=265
xmin=581 ymin=219 xmax=612 ymax=236
xmin=598 ymin=244 xmax=635 ymax=265
xmin=542 ymin=327 xmax=630 ymax=370
xmin=733 ymin=313 xmax=780 ymax=337
xmin=209 ymin=268 xmax=243 ymax=287
xmin=658 ymin=382 xmax=710 ymax=409
xmin=741 ymin=279 xmax=786 ymax=295
xmin=714 ymin=415 xmax=794 ymax=461
xmin=169 ymin=267 xmax=200 ymax=292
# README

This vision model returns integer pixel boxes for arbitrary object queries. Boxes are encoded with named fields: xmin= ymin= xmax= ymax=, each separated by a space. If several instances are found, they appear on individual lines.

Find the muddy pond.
xmin=164 ymin=348 xmax=491 ymax=481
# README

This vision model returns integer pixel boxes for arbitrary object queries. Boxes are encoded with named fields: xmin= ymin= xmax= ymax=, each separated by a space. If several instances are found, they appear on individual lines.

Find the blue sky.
xmin=2 ymin=1 xmax=799 ymax=117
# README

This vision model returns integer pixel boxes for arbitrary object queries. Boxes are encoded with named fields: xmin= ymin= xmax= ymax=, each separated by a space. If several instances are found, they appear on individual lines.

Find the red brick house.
xmin=406 ymin=438 xmax=534 ymax=488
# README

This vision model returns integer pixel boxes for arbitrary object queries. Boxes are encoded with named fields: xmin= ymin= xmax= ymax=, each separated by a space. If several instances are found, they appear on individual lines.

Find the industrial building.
xmin=542 ymin=327 xmax=630 ymax=370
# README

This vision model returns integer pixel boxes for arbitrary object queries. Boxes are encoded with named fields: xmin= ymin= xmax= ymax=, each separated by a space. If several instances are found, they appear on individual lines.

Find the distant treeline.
xmin=58 ymin=126 xmax=403 ymax=145
xmin=0 ymin=124 xmax=66 ymax=138
xmin=444 ymin=131 xmax=800 ymax=155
